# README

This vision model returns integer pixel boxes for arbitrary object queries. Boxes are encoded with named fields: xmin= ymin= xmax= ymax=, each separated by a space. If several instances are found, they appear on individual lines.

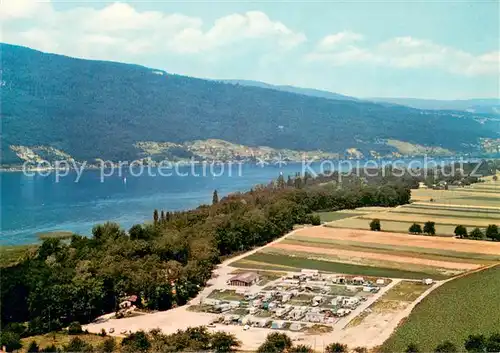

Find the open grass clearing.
xmin=207 ymin=289 xmax=245 ymax=301
xmin=229 ymin=269 xmax=284 ymax=285
xmin=381 ymin=281 xmax=431 ymax=302
xmin=0 ymin=245 xmax=37 ymax=268
xmin=314 ymin=211 xmax=364 ymax=222
xmin=381 ymin=266 xmax=500 ymax=353
xmin=393 ymin=206 xmax=500 ymax=220
xmin=264 ymin=245 xmax=473 ymax=274
xmin=282 ymin=237 xmax=498 ymax=264
xmin=357 ymin=212 xmax=499 ymax=228
xmin=236 ymin=252 xmax=451 ymax=280
xmin=326 ymin=217 xmax=461 ymax=236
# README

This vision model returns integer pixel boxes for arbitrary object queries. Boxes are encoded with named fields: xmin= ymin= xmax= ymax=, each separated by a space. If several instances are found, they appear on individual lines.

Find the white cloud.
xmin=307 ymin=34 xmax=499 ymax=76
xmin=316 ymin=31 xmax=364 ymax=52
xmin=1 ymin=1 xmax=306 ymax=60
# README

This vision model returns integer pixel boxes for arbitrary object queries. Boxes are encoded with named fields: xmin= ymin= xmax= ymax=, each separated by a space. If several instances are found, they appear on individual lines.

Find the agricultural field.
xmin=232 ymin=226 xmax=500 ymax=280
xmin=0 ymin=244 xmax=36 ymax=268
xmin=325 ymin=177 xmax=500 ymax=236
xmin=381 ymin=265 xmax=500 ymax=352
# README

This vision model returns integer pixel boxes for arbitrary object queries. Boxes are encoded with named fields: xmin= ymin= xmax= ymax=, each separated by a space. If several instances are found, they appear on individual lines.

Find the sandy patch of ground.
xmin=292 ymin=227 xmax=500 ymax=255
xmin=268 ymin=243 xmax=479 ymax=270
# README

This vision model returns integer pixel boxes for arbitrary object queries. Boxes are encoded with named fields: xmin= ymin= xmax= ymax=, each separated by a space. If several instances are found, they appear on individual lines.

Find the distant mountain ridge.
xmin=220 ymin=79 xmax=358 ymax=101
xmin=1 ymin=43 xmax=498 ymax=166
xmin=369 ymin=97 xmax=500 ymax=115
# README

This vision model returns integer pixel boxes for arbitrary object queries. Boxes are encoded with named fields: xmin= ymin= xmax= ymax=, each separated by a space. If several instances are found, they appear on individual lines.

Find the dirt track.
xmin=291 ymin=227 xmax=500 ymax=255
xmin=269 ymin=243 xmax=480 ymax=270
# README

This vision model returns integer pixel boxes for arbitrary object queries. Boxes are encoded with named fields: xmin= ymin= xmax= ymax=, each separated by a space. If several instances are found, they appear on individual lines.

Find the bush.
xmin=370 ymin=219 xmax=381 ymax=231
xmin=434 ymin=340 xmax=457 ymax=353
xmin=325 ymin=342 xmax=348 ymax=353
xmin=405 ymin=343 xmax=421 ymax=353
xmin=27 ymin=340 xmax=40 ymax=353
xmin=289 ymin=344 xmax=314 ymax=353
xmin=99 ymin=337 xmax=116 ymax=353
xmin=464 ymin=334 xmax=486 ymax=352
xmin=64 ymin=337 xmax=93 ymax=353
xmin=470 ymin=228 xmax=484 ymax=239
xmin=121 ymin=331 xmax=151 ymax=352
xmin=257 ymin=333 xmax=292 ymax=353
xmin=309 ymin=214 xmax=322 ymax=226
xmin=67 ymin=321 xmax=83 ymax=335
xmin=0 ymin=331 xmax=23 ymax=352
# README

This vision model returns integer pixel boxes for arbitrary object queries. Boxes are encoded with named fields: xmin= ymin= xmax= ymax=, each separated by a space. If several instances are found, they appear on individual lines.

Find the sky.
xmin=1 ymin=0 xmax=499 ymax=99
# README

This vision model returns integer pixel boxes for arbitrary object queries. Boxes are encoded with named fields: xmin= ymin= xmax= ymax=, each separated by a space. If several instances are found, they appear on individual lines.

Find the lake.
xmin=0 ymin=158 xmax=463 ymax=245
xmin=1 ymin=162 xmax=322 ymax=245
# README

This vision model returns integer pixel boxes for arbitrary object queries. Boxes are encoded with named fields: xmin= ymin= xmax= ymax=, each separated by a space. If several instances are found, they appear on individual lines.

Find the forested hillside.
xmin=1 ymin=43 xmax=498 ymax=164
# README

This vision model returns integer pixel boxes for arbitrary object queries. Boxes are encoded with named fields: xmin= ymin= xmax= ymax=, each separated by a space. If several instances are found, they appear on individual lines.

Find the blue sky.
xmin=2 ymin=0 xmax=499 ymax=99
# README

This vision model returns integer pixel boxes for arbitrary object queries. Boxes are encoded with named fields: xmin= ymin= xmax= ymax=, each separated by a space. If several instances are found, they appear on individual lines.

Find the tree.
xmin=153 ymin=209 xmax=159 ymax=225
xmin=434 ymin=341 xmax=458 ymax=353
xmin=405 ymin=343 xmax=421 ymax=353
xmin=0 ymin=331 xmax=22 ymax=352
xmin=160 ymin=210 xmax=166 ymax=224
xmin=289 ymin=344 xmax=314 ymax=353
xmin=121 ymin=331 xmax=151 ymax=352
xmin=369 ymin=219 xmax=381 ymax=231
xmin=464 ymin=334 xmax=486 ymax=353
xmin=485 ymin=224 xmax=499 ymax=241
xmin=409 ymin=223 xmax=422 ymax=234
xmin=454 ymin=225 xmax=468 ymax=238
xmin=423 ymin=221 xmax=436 ymax=236
xmin=67 ymin=321 xmax=83 ymax=335
xmin=210 ymin=331 xmax=241 ymax=352
xmin=325 ymin=342 xmax=349 ymax=353
xmin=27 ymin=341 xmax=40 ymax=353
xmin=470 ymin=227 xmax=484 ymax=239
xmin=257 ymin=333 xmax=292 ymax=353
xmin=212 ymin=190 xmax=219 ymax=205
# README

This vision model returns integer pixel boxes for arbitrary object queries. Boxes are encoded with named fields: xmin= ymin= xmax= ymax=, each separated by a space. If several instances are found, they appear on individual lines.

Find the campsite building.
xmin=228 ymin=272 xmax=260 ymax=287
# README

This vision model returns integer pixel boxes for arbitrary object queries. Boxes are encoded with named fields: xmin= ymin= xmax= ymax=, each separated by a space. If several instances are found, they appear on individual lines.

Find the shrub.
xmin=99 ymin=337 xmax=116 ymax=353
xmin=470 ymin=228 xmax=484 ymax=239
xmin=370 ymin=219 xmax=381 ymax=231
xmin=434 ymin=340 xmax=457 ymax=353
xmin=464 ymin=334 xmax=486 ymax=352
xmin=121 ymin=331 xmax=151 ymax=352
xmin=257 ymin=333 xmax=292 ymax=353
xmin=67 ymin=321 xmax=83 ymax=335
xmin=289 ymin=344 xmax=314 ymax=353
xmin=325 ymin=342 xmax=348 ymax=353
xmin=310 ymin=214 xmax=322 ymax=226
xmin=0 ymin=331 xmax=23 ymax=352
xmin=27 ymin=340 xmax=40 ymax=353
xmin=405 ymin=343 xmax=420 ymax=353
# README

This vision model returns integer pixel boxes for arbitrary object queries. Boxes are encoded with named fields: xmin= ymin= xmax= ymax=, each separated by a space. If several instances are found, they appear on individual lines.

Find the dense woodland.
xmin=1 ymin=161 xmax=497 ymax=351
xmin=2 ymin=43 xmax=498 ymax=164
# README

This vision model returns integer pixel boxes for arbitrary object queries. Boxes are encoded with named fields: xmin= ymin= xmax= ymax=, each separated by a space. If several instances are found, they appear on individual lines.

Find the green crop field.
xmin=382 ymin=266 xmax=500 ymax=353
xmin=232 ymin=252 xmax=451 ymax=280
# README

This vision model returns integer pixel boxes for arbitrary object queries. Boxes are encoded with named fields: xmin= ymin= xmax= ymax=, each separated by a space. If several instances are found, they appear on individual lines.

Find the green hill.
xmin=1 ymin=43 xmax=497 ymax=165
